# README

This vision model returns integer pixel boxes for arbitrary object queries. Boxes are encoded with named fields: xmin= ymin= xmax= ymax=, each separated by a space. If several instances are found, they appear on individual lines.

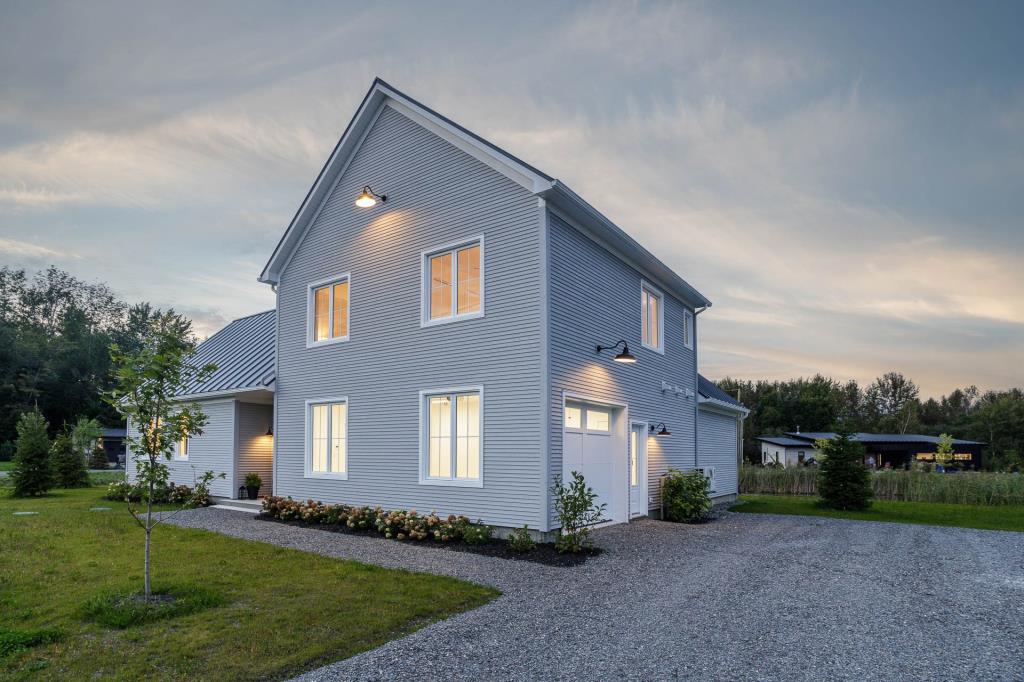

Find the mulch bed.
xmin=254 ymin=515 xmax=601 ymax=567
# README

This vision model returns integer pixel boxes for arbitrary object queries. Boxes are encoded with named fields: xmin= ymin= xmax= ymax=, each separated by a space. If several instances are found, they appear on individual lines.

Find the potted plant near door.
xmin=244 ymin=472 xmax=262 ymax=500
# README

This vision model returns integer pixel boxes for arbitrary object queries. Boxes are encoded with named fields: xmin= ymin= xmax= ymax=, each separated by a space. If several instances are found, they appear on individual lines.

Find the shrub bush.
xmin=88 ymin=443 xmax=109 ymax=470
xmin=103 ymin=479 xmax=213 ymax=507
xmin=818 ymin=430 xmax=872 ymax=510
xmin=551 ymin=471 xmax=606 ymax=553
xmin=507 ymin=525 xmax=536 ymax=553
xmin=462 ymin=522 xmax=493 ymax=545
xmin=52 ymin=432 xmax=89 ymax=489
xmin=662 ymin=468 xmax=712 ymax=522
xmin=11 ymin=409 xmax=53 ymax=497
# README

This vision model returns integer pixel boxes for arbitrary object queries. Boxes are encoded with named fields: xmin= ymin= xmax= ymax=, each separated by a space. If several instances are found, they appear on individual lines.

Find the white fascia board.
xmin=698 ymin=396 xmax=749 ymax=418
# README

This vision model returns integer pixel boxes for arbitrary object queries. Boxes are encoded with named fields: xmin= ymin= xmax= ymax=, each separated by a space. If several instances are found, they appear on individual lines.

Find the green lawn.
xmin=0 ymin=487 xmax=498 ymax=680
xmin=735 ymin=494 xmax=1024 ymax=532
xmin=0 ymin=461 xmax=12 ymax=472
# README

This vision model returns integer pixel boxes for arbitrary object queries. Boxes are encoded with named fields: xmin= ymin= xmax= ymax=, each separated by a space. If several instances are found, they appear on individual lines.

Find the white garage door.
xmin=562 ymin=402 xmax=625 ymax=523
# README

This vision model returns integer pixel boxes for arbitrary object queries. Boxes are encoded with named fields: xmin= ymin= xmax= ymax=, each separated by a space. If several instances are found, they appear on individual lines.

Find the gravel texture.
xmin=168 ymin=509 xmax=1024 ymax=681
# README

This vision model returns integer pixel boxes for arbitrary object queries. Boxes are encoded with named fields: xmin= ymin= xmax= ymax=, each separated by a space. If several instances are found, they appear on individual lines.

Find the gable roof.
xmin=784 ymin=432 xmax=985 ymax=446
xmin=697 ymin=374 xmax=748 ymax=415
xmin=259 ymin=78 xmax=711 ymax=309
xmin=176 ymin=310 xmax=276 ymax=399
xmin=758 ymin=436 xmax=813 ymax=447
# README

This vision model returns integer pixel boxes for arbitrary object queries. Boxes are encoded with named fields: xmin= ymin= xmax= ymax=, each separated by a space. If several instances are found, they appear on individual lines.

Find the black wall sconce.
xmin=595 ymin=340 xmax=636 ymax=364
xmin=355 ymin=185 xmax=387 ymax=207
xmin=650 ymin=422 xmax=671 ymax=437
xmin=265 ymin=424 xmax=274 ymax=437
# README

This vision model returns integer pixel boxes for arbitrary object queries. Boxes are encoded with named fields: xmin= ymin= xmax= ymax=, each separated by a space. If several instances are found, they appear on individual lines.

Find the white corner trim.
xmin=303 ymin=396 xmax=350 ymax=480
xmin=306 ymin=273 xmax=351 ymax=348
xmin=417 ymin=385 xmax=485 ymax=488
xmin=419 ymin=235 xmax=485 ymax=328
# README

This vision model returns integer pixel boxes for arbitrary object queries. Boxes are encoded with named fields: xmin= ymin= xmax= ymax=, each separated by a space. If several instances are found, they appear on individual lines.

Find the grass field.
xmin=735 ymin=494 xmax=1024 ymax=532
xmin=0 ymin=488 xmax=497 ymax=680
xmin=0 ymin=461 xmax=12 ymax=472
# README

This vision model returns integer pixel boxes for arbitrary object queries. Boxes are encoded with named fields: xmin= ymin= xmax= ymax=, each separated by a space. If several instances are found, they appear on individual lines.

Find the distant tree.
xmin=89 ymin=442 xmax=109 ymax=470
xmin=108 ymin=310 xmax=218 ymax=599
xmin=933 ymin=433 xmax=955 ymax=471
xmin=52 ymin=431 xmax=89 ymax=488
xmin=71 ymin=416 xmax=103 ymax=461
xmin=818 ymin=430 xmax=872 ymax=510
xmin=865 ymin=372 xmax=920 ymax=433
xmin=10 ymin=409 xmax=53 ymax=497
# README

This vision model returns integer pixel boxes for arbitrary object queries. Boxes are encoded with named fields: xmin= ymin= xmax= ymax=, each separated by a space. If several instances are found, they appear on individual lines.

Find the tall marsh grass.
xmin=740 ymin=466 xmax=1024 ymax=505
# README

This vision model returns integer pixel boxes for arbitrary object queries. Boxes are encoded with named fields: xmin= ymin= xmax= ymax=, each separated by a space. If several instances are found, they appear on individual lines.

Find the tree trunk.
xmin=144 ymin=477 xmax=153 ymax=599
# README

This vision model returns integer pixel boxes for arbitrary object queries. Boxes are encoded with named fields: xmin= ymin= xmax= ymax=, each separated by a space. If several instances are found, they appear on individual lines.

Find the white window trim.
xmin=640 ymin=279 xmax=665 ymax=354
xmin=420 ymin=235 xmax=485 ymax=328
xmin=306 ymin=273 xmax=351 ymax=348
xmin=418 ymin=385 xmax=484 ymax=487
xmin=176 ymin=437 xmax=189 ymax=461
xmin=564 ymin=403 xmax=612 ymax=435
xmin=683 ymin=309 xmax=694 ymax=350
xmin=304 ymin=396 xmax=349 ymax=480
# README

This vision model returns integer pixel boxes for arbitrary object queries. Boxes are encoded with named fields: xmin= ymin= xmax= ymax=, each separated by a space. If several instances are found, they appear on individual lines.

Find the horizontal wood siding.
xmin=235 ymin=402 xmax=273 ymax=496
xmin=547 ymin=212 xmax=698 ymax=524
xmin=698 ymin=407 xmax=739 ymax=496
xmin=126 ymin=399 xmax=236 ymax=498
xmin=275 ymin=105 xmax=544 ymax=528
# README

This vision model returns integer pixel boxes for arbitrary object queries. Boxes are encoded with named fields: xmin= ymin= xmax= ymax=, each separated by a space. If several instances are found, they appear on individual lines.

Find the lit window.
xmin=630 ymin=429 xmax=638 ymax=486
xmin=683 ymin=309 xmax=694 ymax=350
xmin=564 ymin=405 xmax=582 ymax=430
xmin=307 ymin=399 xmax=347 ymax=477
xmin=424 ymin=240 xmax=482 ymax=324
xmin=641 ymin=282 xmax=663 ymax=351
xmin=586 ymin=409 xmax=610 ymax=432
xmin=177 ymin=437 xmax=189 ymax=460
xmin=422 ymin=389 xmax=481 ymax=484
xmin=308 ymin=275 xmax=350 ymax=345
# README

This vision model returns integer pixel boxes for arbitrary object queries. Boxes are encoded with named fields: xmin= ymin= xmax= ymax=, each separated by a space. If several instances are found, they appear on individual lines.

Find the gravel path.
xmin=168 ymin=509 xmax=1024 ymax=681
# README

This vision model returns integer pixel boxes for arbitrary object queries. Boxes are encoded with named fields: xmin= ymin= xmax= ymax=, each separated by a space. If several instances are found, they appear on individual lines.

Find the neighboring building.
xmin=98 ymin=427 xmax=127 ymax=466
xmin=758 ymin=432 xmax=985 ymax=469
xmin=129 ymin=78 xmax=747 ymax=532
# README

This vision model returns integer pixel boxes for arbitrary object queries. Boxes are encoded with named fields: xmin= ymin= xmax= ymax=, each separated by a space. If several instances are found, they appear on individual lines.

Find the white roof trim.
xmin=698 ymin=395 xmax=749 ymax=417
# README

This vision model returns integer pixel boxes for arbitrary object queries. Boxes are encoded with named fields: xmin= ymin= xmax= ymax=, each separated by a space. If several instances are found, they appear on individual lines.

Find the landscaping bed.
xmin=255 ymin=514 xmax=601 ymax=566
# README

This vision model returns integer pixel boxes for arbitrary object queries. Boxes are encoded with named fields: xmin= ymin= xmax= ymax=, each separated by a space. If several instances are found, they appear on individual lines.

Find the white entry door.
xmin=630 ymin=423 xmax=647 ymax=517
xmin=562 ymin=401 xmax=625 ymax=523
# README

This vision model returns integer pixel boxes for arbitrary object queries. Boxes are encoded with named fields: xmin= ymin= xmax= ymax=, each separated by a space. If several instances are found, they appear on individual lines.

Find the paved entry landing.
xmin=168 ymin=509 xmax=1024 ymax=681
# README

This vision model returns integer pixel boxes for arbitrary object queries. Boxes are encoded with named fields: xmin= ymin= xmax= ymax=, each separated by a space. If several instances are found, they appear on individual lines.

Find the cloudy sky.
xmin=1 ymin=1 xmax=1021 ymax=397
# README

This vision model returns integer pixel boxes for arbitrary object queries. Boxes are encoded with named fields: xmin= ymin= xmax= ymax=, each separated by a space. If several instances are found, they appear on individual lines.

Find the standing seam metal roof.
xmin=178 ymin=310 xmax=276 ymax=397
xmin=697 ymin=374 xmax=744 ymax=408
xmin=784 ymin=432 xmax=984 ymax=446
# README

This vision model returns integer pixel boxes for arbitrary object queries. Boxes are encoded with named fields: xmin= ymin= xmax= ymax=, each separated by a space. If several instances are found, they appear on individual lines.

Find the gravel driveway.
xmin=168 ymin=509 xmax=1024 ymax=681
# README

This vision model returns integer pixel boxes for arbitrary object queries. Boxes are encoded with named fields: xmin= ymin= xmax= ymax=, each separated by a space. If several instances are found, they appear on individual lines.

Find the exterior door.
xmin=563 ymin=401 xmax=624 ymax=523
xmin=630 ymin=424 xmax=647 ymax=517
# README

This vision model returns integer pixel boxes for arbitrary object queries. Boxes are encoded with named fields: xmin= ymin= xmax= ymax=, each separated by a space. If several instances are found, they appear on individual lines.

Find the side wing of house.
xmin=546 ymin=210 xmax=699 ymax=526
xmin=273 ymin=103 xmax=546 ymax=528
xmin=126 ymin=398 xmax=237 ymax=498
xmin=697 ymin=405 xmax=740 ymax=497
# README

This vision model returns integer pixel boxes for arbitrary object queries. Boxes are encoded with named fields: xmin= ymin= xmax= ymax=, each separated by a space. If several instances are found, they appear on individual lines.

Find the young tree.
xmin=934 ymin=433 xmax=955 ymax=470
xmin=108 ymin=311 xmax=217 ymax=600
xmin=88 ymin=442 xmax=109 ymax=470
xmin=10 ymin=409 xmax=53 ymax=497
xmin=817 ymin=430 xmax=872 ymax=510
xmin=52 ymin=431 xmax=89 ymax=488
xmin=70 ymin=416 xmax=103 ymax=463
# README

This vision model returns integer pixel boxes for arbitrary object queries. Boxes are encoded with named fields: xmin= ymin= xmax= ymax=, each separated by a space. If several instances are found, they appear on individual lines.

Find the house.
xmin=758 ymin=432 xmax=985 ymax=469
xmin=129 ymin=78 xmax=747 ymax=533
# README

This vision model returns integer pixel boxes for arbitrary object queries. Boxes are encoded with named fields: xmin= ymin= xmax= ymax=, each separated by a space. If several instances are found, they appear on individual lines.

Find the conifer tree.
xmin=52 ymin=431 xmax=89 ymax=488
xmin=818 ymin=429 xmax=873 ymax=510
xmin=11 ymin=409 xmax=53 ymax=497
xmin=89 ymin=442 xmax=109 ymax=470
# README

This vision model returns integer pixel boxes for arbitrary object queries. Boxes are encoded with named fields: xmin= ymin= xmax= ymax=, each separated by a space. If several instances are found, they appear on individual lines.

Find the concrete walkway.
xmin=168 ymin=508 xmax=1024 ymax=681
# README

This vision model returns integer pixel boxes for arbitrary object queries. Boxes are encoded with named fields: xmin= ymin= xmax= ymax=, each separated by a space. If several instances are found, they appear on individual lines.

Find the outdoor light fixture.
xmin=265 ymin=424 xmax=273 ymax=437
xmin=355 ymin=185 xmax=386 ymax=207
xmin=650 ymin=422 xmax=671 ymax=437
xmin=595 ymin=340 xmax=637 ymax=364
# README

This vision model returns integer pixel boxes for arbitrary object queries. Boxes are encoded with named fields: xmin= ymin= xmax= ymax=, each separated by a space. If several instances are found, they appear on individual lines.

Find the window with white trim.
xmin=564 ymin=404 xmax=611 ymax=434
xmin=423 ymin=239 xmax=482 ymax=324
xmin=177 ymin=437 xmax=189 ymax=460
xmin=422 ymin=389 xmax=481 ymax=484
xmin=308 ymin=275 xmax=349 ymax=345
xmin=683 ymin=309 xmax=694 ymax=350
xmin=307 ymin=399 xmax=347 ymax=477
xmin=641 ymin=282 xmax=663 ymax=352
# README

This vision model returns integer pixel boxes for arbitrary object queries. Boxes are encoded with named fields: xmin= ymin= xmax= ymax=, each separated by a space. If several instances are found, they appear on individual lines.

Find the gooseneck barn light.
xmin=595 ymin=340 xmax=637 ymax=364
xmin=650 ymin=422 xmax=671 ymax=437
xmin=355 ymin=185 xmax=387 ymax=207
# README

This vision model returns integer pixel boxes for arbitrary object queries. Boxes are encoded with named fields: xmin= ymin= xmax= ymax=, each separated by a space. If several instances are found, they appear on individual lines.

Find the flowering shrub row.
xmin=260 ymin=496 xmax=481 ymax=543
xmin=103 ymin=480 xmax=213 ymax=507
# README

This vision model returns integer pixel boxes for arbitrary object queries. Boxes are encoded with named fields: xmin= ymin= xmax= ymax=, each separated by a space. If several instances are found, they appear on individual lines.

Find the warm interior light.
xmin=355 ymin=189 xmax=376 ymax=208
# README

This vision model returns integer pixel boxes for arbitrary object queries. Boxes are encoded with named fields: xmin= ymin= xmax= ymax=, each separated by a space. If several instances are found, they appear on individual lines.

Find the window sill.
xmin=420 ymin=311 xmax=484 ymax=328
xmin=304 ymin=472 xmax=349 ymax=481
xmin=641 ymin=342 xmax=665 ymax=355
xmin=306 ymin=336 xmax=350 ymax=349
xmin=418 ymin=477 xmax=483 ymax=488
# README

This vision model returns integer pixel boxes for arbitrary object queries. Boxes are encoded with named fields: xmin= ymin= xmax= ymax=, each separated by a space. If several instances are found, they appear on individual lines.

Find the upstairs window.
xmin=177 ymin=437 xmax=189 ymax=460
xmin=423 ymin=238 xmax=482 ymax=325
xmin=308 ymin=275 xmax=350 ymax=346
xmin=683 ymin=309 xmax=694 ymax=350
xmin=641 ymin=281 xmax=663 ymax=352
xmin=421 ymin=388 xmax=482 ymax=486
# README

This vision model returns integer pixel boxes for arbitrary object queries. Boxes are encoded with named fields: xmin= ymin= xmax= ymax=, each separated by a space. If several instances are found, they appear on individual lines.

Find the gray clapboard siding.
xmin=547 ymin=212 xmax=697 ymax=524
xmin=274 ymin=104 xmax=545 ymax=528
xmin=698 ymin=407 xmax=739 ymax=496
xmin=235 ymin=402 xmax=273 ymax=495
xmin=125 ymin=399 xmax=237 ymax=498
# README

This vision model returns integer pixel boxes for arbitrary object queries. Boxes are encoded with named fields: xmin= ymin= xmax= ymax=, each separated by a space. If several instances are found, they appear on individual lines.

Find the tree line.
xmin=717 ymin=372 xmax=1024 ymax=472
xmin=0 ymin=266 xmax=155 ymax=452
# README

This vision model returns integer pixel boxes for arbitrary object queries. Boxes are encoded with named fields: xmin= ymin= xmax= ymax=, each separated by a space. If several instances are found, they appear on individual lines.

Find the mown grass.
xmin=0 ymin=461 xmax=13 ymax=472
xmin=740 ymin=466 xmax=1024 ymax=505
xmin=0 ymin=487 xmax=498 ymax=681
xmin=735 ymin=494 xmax=1024 ymax=532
